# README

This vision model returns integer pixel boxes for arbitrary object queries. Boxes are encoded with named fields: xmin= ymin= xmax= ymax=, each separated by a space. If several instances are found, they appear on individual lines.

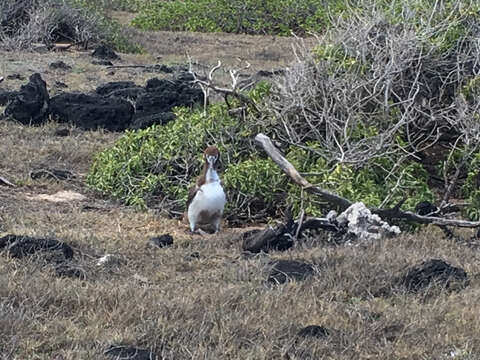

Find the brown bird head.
xmin=204 ymin=146 xmax=220 ymax=167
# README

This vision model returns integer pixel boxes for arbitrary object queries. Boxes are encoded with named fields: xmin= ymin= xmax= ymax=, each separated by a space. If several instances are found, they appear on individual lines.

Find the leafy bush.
xmin=132 ymin=0 xmax=348 ymax=35
xmin=87 ymin=104 xmax=276 ymax=218
xmin=223 ymin=158 xmax=285 ymax=219
xmin=87 ymin=101 xmax=433 ymax=222
xmin=462 ymin=152 xmax=480 ymax=220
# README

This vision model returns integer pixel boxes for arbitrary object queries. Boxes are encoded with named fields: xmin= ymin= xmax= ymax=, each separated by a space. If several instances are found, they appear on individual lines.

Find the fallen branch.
xmin=255 ymin=133 xmax=352 ymax=210
xmin=0 ymin=175 xmax=15 ymax=187
xmin=242 ymin=213 xmax=338 ymax=253
xmin=255 ymin=133 xmax=480 ymax=228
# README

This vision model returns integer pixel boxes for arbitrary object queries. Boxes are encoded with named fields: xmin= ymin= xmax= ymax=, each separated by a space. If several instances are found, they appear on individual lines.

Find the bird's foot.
xmin=188 ymin=228 xmax=209 ymax=236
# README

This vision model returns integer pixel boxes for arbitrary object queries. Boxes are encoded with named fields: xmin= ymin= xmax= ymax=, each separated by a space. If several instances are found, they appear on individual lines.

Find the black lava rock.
xmin=0 ymin=88 xmax=18 ymax=106
xmin=49 ymin=93 xmax=134 ymax=131
xmin=49 ymin=61 xmax=72 ymax=70
xmin=149 ymin=234 xmax=174 ymax=248
xmin=0 ymin=234 xmax=73 ymax=260
xmin=399 ymin=259 xmax=468 ymax=292
xmin=131 ymin=74 xmax=202 ymax=129
xmin=91 ymin=45 xmax=120 ymax=60
xmin=4 ymin=73 xmax=49 ymax=125
xmin=297 ymin=325 xmax=330 ymax=339
xmin=267 ymin=259 xmax=315 ymax=284
xmin=96 ymin=81 xmax=137 ymax=96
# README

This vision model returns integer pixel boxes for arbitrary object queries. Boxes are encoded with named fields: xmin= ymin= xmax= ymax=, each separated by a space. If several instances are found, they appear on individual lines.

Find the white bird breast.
xmin=189 ymin=181 xmax=226 ymax=218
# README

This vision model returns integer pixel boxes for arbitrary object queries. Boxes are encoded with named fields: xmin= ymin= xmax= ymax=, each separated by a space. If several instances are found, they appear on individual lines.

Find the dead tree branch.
xmin=188 ymin=59 xmax=257 ymax=114
xmin=255 ymin=133 xmax=480 ymax=228
xmin=0 ymin=174 xmax=15 ymax=187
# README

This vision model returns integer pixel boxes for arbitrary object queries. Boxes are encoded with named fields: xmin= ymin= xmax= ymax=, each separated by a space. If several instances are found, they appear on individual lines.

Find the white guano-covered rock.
xmin=336 ymin=202 xmax=401 ymax=242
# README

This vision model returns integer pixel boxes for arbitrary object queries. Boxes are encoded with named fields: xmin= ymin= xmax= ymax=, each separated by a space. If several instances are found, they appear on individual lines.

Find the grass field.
xmin=1 ymin=19 xmax=480 ymax=360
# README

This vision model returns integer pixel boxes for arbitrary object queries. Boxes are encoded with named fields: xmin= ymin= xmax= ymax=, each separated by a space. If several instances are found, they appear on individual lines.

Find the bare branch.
xmin=255 ymin=133 xmax=353 ymax=210
xmin=0 ymin=175 xmax=15 ymax=187
xmin=256 ymin=133 xmax=480 ymax=228
xmin=187 ymin=58 xmax=257 ymax=114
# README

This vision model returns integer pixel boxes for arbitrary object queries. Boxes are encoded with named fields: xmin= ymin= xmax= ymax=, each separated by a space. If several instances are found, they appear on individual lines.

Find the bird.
xmin=186 ymin=146 xmax=226 ymax=234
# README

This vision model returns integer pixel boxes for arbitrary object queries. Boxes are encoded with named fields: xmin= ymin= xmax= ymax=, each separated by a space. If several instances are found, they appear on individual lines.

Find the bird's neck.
xmin=202 ymin=162 xmax=219 ymax=184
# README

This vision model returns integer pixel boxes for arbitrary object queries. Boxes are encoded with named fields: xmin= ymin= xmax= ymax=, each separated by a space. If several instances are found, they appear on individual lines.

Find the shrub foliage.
xmin=132 ymin=0 xmax=347 ymax=35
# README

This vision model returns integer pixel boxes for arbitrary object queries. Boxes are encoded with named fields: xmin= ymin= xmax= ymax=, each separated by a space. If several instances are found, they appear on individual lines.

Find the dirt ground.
xmin=1 ymin=25 xmax=480 ymax=360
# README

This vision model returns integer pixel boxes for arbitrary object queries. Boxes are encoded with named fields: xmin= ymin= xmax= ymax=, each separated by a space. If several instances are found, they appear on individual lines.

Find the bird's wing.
xmin=186 ymin=184 xmax=200 ymax=209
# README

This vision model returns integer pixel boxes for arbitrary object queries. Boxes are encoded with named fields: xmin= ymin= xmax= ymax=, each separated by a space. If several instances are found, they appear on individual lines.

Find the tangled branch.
xmin=188 ymin=59 xmax=257 ymax=114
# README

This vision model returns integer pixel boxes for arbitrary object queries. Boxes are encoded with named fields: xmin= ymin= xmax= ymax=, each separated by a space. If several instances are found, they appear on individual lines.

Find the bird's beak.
xmin=207 ymin=155 xmax=217 ymax=166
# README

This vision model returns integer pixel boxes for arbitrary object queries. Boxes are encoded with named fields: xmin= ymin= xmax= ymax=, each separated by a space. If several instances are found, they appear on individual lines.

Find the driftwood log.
xmin=255 ymin=133 xmax=480 ymax=229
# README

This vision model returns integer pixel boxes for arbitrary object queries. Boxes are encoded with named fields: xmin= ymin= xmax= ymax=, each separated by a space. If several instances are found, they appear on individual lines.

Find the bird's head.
xmin=204 ymin=146 xmax=220 ymax=167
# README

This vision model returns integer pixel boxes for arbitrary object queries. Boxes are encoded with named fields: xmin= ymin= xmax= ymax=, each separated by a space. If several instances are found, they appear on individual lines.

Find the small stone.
xmin=267 ymin=259 xmax=315 ymax=284
xmin=30 ymin=168 xmax=75 ymax=181
xmin=149 ymin=234 xmax=174 ymax=248
xmin=54 ymin=128 xmax=70 ymax=137
xmin=297 ymin=325 xmax=330 ymax=339
xmin=49 ymin=61 xmax=72 ymax=70
xmin=104 ymin=345 xmax=155 ymax=360
xmin=54 ymin=81 xmax=68 ymax=88
xmin=91 ymin=45 xmax=120 ymax=60
xmin=91 ymin=59 xmax=113 ymax=66
xmin=6 ymin=73 xmax=24 ymax=80
xmin=55 ymin=263 xmax=86 ymax=280
xmin=96 ymin=254 xmax=123 ymax=267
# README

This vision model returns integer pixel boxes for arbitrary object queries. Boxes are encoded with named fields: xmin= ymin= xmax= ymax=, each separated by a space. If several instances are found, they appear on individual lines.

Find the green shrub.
xmin=87 ymin=99 xmax=433 ymax=221
xmin=223 ymin=158 xmax=285 ymax=218
xmin=462 ymin=152 xmax=480 ymax=220
xmin=132 ymin=0 xmax=347 ymax=35
xmin=87 ymin=104 xmax=270 ymax=216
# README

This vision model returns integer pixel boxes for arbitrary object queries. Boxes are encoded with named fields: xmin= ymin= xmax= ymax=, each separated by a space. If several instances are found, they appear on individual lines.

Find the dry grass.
xmin=128 ymin=29 xmax=315 ymax=70
xmin=1 ymin=32 xmax=480 ymax=360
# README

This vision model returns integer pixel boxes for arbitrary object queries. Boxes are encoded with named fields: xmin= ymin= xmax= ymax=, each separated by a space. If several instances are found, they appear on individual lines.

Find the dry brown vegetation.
xmin=1 ymin=30 xmax=480 ymax=360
